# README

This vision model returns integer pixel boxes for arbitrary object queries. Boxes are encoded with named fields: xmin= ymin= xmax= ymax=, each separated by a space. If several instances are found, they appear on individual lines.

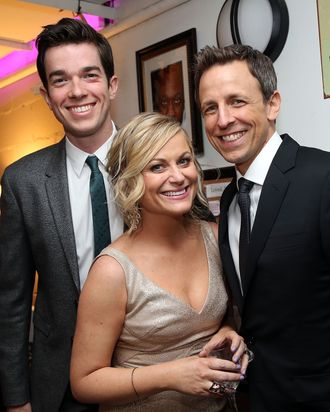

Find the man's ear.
xmin=108 ymin=75 xmax=119 ymax=100
xmin=40 ymin=86 xmax=52 ymax=111
xmin=267 ymin=90 xmax=281 ymax=121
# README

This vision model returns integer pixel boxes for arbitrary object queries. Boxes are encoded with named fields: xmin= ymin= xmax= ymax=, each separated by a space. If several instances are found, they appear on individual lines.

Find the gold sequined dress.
xmin=99 ymin=221 xmax=230 ymax=412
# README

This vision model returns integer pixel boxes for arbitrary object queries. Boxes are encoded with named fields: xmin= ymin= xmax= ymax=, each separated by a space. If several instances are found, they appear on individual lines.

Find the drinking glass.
xmin=209 ymin=343 xmax=252 ymax=412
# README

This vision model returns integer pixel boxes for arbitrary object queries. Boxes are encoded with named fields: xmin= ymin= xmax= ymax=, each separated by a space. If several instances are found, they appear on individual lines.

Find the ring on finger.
xmin=209 ymin=381 xmax=225 ymax=394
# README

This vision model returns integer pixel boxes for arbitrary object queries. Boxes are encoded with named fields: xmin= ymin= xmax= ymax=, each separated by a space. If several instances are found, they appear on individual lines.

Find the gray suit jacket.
xmin=0 ymin=139 xmax=93 ymax=411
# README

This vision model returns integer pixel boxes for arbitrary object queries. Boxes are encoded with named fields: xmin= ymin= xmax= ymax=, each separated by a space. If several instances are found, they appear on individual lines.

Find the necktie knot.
xmin=86 ymin=155 xmax=100 ymax=174
xmin=238 ymin=178 xmax=254 ymax=194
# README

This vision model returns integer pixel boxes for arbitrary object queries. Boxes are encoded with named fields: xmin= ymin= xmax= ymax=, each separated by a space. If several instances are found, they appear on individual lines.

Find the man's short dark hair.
xmin=194 ymin=44 xmax=277 ymax=107
xmin=36 ymin=17 xmax=115 ymax=90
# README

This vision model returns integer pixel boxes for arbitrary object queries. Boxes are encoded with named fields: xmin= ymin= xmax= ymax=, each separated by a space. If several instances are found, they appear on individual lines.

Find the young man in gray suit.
xmin=195 ymin=45 xmax=330 ymax=411
xmin=0 ymin=18 xmax=123 ymax=412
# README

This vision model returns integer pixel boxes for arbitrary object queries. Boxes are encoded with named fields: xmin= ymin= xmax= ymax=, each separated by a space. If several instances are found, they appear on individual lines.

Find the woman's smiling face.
xmin=140 ymin=131 xmax=198 ymax=219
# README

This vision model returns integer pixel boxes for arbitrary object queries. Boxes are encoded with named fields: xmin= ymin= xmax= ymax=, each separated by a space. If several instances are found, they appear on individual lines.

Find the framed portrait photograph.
xmin=136 ymin=28 xmax=204 ymax=154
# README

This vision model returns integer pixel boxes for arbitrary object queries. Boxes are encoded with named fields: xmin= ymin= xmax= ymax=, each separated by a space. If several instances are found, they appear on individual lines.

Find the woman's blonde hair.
xmin=107 ymin=112 xmax=208 ymax=232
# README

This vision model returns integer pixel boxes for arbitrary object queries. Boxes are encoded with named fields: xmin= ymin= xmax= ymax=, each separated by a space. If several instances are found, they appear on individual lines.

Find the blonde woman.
xmin=70 ymin=113 xmax=249 ymax=411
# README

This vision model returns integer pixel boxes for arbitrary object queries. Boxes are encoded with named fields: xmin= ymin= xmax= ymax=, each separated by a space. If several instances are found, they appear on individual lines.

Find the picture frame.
xmin=136 ymin=28 xmax=204 ymax=154
xmin=317 ymin=0 xmax=330 ymax=98
xmin=203 ymin=166 xmax=235 ymax=219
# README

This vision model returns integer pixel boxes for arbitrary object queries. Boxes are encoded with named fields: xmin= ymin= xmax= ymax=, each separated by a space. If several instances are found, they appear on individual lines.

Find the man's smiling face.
xmin=41 ymin=42 xmax=117 ymax=148
xmin=199 ymin=60 xmax=280 ymax=175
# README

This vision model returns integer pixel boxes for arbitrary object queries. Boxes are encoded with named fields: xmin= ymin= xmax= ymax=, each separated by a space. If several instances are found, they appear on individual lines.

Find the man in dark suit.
xmin=0 ymin=18 xmax=123 ymax=412
xmin=194 ymin=44 xmax=330 ymax=411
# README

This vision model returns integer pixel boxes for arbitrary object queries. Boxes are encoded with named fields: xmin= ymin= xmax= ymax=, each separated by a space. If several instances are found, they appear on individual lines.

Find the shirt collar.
xmin=236 ymin=131 xmax=282 ymax=187
xmin=65 ymin=122 xmax=117 ymax=177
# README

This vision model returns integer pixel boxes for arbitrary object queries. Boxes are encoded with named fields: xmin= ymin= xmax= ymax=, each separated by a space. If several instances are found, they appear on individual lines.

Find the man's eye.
xmin=203 ymin=106 xmax=217 ymax=116
xmin=232 ymin=99 xmax=245 ymax=106
xmin=53 ymin=78 xmax=65 ymax=85
xmin=174 ymin=94 xmax=183 ymax=104
xmin=85 ymin=73 xmax=98 ymax=79
xmin=160 ymin=98 xmax=168 ymax=107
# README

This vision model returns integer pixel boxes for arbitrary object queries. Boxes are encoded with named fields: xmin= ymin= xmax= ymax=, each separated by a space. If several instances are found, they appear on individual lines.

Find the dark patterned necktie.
xmin=86 ymin=155 xmax=111 ymax=256
xmin=237 ymin=178 xmax=254 ymax=288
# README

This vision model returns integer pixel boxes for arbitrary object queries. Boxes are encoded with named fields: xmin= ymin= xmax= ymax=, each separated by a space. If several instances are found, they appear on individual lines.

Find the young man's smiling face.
xmin=41 ymin=42 xmax=118 ymax=149
xmin=199 ymin=60 xmax=280 ymax=175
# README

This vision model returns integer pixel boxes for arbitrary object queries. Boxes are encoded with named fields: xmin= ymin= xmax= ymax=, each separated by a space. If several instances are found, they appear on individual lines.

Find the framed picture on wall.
xmin=203 ymin=166 xmax=235 ymax=219
xmin=317 ymin=0 xmax=330 ymax=98
xmin=136 ymin=28 xmax=204 ymax=154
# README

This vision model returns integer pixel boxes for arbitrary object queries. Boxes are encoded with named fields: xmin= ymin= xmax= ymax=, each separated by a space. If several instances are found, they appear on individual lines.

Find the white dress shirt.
xmin=66 ymin=124 xmax=123 ymax=287
xmin=228 ymin=132 xmax=282 ymax=292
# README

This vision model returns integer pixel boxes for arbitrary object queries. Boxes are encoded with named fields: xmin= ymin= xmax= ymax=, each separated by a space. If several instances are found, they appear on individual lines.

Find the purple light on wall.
xmin=0 ymin=41 xmax=38 ymax=79
xmin=84 ymin=14 xmax=104 ymax=29
xmin=0 ymin=15 xmax=105 ymax=81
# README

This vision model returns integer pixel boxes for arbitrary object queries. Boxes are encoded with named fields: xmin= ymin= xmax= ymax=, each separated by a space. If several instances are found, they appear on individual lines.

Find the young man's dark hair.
xmin=36 ymin=17 xmax=115 ymax=90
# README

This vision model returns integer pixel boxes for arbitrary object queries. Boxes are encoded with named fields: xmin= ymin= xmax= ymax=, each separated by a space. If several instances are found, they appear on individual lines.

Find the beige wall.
xmin=0 ymin=78 xmax=63 ymax=178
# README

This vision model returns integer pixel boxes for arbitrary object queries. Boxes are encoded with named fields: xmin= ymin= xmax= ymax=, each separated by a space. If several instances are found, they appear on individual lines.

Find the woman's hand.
xmin=199 ymin=326 xmax=250 ymax=376
xmin=164 ymin=355 xmax=242 ymax=397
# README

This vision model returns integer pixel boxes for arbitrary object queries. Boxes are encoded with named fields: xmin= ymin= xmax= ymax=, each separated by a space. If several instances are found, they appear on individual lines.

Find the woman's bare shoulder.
xmin=85 ymin=253 xmax=127 ymax=296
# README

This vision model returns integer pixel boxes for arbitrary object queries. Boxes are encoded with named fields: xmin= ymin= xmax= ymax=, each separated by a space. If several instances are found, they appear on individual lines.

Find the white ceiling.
xmin=0 ymin=0 xmax=117 ymax=59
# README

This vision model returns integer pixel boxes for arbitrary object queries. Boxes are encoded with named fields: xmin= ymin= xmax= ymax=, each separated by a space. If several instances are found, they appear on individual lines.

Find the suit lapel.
xmin=219 ymin=179 xmax=244 ymax=312
xmin=45 ymin=139 xmax=80 ymax=292
xmin=242 ymin=135 xmax=298 ymax=298
xmin=243 ymin=166 xmax=289 ymax=297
